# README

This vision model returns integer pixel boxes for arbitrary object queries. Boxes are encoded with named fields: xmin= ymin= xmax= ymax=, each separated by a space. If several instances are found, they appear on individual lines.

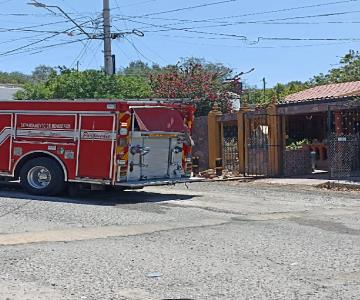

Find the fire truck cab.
xmin=0 ymin=100 xmax=195 ymax=195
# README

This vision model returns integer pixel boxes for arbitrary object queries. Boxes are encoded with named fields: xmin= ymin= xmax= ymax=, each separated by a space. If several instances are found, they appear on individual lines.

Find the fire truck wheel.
xmin=20 ymin=157 xmax=65 ymax=196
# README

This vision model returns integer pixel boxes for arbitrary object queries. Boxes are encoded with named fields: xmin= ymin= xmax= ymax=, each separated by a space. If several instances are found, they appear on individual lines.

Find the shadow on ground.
xmin=0 ymin=182 xmax=199 ymax=206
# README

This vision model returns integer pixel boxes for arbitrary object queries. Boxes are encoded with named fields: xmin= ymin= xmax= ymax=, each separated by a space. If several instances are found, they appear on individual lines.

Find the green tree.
xmin=31 ymin=65 xmax=56 ymax=82
xmin=0 ymin=71 xmax=30 ymax=85
xmin=16 ymin=68 xmax=152 ymax=100
xmin=310 ymin=50 xmax=360 ymax=84
xmin=120 ymin=61 xmax=156 ymax=78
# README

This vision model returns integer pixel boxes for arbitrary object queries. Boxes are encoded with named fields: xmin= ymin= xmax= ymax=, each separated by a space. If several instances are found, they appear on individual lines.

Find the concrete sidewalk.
xmin=255 ymin=177 xmax=330 ymax=186
xmin=254 ymin=176 xmax=360 ymax=190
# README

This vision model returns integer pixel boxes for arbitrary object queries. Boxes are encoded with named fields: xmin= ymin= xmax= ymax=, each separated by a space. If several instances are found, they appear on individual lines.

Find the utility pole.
xmin=263 ymin=77 xmax=266 ymax=102
xmin=103 ymin=0 xmax=113 ymax=75
xmin=29 ymin=0 xmax=144 ymax=75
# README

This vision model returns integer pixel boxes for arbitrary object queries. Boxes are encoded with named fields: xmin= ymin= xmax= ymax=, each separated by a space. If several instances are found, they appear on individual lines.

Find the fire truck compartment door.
xmin=127 ymin=133 xmax=184 ymax=181
xmin=0 ymin=114 xmax=12 ymax=172
xmin=127 ymin=107 xmax=187 ymax=182
xmin=77 ymin=114 xmax=116 ymax=180
xmin=133 ymin=107 xmax=187 ymax=132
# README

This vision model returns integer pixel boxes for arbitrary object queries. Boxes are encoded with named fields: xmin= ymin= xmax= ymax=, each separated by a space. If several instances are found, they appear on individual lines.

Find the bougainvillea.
xmin=150 ymin=61 xmax=233 ymax=116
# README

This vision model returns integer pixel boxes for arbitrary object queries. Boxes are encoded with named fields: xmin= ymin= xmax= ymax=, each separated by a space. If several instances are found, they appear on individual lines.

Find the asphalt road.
xmin=0 ymin=181 xmax=360 ymax=300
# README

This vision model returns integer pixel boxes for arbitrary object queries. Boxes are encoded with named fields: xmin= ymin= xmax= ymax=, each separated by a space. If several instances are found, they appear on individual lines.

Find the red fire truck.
xmin=0 ymin=100 xmax=195 ymax=195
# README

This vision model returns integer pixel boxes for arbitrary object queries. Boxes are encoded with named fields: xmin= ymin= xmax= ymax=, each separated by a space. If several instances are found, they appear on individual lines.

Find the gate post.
xmin=267 ymin=101 xmax=282 ymax=176
xmin=237 ymin=108 xmax=248 ymax=175
xmin=208 ymin=104 xmax=222 ymax=169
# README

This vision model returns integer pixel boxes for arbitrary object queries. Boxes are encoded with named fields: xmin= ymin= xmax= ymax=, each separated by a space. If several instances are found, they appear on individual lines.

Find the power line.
xmin=122 ymin=18 xmax=360 ymax=44
xmin=123 ymin=37 xmax=158 ymax=65
xmin=0 ymin=33 xmax=49 ymax=45
xmin=112 ymin=0 xmax=158 ymax=9
xmin=0 ymin=38 xmax=88 ymax=57
xmin=0 ymin=27 xmax=78 ymax=35
xmin=0 ymin=17 xmax=95 ymax=32
xmin=133 ymin=0 xmax=242 ymax=18
xmin=0 ymin=18 xmax=97 ymax=57
xmin=70 ymin=39 xmax=92 ymax=68
xmin=156 ymin=33 xmax=360 ymax=48
xmin=0 ymin=13 xmax=52 ymax=16
xmin=0 ymin=32 xmax=63 ymax=56
xmin=114 ymin=0 xmax=360 ymax=28
xmin=70 ymin=27 xmax=100 ymax=68
xmin=133 ymin=10 xmax=360 ymax=32
xmin=85 ymin=41 xmax=103 ymax=69
xmin=116 ymin=18 xmax=246 ymax=41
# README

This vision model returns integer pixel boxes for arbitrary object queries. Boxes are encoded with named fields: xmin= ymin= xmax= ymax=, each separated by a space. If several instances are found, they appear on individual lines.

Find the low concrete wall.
xmin=192 ymin=116 xmax=209 ymax=171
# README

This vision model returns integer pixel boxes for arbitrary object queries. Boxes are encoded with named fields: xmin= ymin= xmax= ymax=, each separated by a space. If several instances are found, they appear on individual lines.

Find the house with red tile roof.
xmin=277 ymin=81 xmax=360 ymax=175
xmin=282 ymin=81 xmax=360 ymax=104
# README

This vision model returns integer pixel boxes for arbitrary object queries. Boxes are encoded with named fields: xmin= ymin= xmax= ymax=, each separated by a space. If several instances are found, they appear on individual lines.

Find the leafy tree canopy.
xmin=16 ymin=68 xmax=152 ymax=100
xmin=150 ymin=58 xmax=234 ymax=116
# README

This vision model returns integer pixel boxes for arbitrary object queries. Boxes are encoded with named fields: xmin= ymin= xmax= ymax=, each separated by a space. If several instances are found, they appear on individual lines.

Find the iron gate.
xmin=244 ymin=110 xmax=284 ymax=177
xmin=245 ymin=111 xmax=270 ymax=176
xmin=222 ymin=123 xmax=239 ymax=173
xmin=328 ymin=104 xmax=360 ymax=179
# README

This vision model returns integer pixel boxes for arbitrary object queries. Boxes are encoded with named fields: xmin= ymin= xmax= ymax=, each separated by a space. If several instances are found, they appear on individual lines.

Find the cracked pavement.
xmin=0 ymin=181 xmax=359 ymax=300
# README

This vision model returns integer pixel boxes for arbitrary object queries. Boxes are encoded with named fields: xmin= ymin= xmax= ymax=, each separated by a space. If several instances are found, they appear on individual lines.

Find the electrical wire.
xmin=0 ymin=38 xmax=88 ymax=57
xmin=122 ymin=0 xmax=360 ymax=23
xmin=0 ymin=27 xmax=77 ymax=35
xmin=0 ymin=32 xmax=63 ymax=56
xmin=112 ymin=0 xmax=158 ymax=9
xmin=132 ymin=10 xmax=360 ymax=32
xmin=112 ymin=0 xmax=360 ymax=34
xmin=70 ymin=26 xmax=100 ymax=68
xmin=133 ymin=0 xmax=241 ymax=18
xmin=0 ymin=18 xmax=97 ymax=57
xmin=85 ymin=41 xmax=103 ymax=69
xmin=0 ymin=33 xmax=50 ymax=45
xmin=124 ymin=37 xmax=158 ymax=65
xmin=120 ymin=18 xmax=360 ymax=44
xmin=0 ymin=17 xmax=94 ymax=32
xmin=158 ymin=34 xmax=360 ymax=48
xmin=70 ymin=38 xmax=92 ymax=68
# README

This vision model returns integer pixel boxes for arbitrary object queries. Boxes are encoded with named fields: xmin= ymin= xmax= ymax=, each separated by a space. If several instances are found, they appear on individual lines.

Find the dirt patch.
xmin=318 ymin=181 xmax=360 ymax=192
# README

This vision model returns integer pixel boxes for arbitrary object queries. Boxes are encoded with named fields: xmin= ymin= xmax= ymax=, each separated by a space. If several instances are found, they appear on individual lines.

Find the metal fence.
xmin=217 ymin=108 xmax=283 ymax=178
xmin=328 ymin=104 xmax=360 ymax=179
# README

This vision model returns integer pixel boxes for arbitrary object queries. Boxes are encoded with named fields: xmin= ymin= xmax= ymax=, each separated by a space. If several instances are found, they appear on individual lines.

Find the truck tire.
xmin=20 ymin=157 xmax=65 ymax=196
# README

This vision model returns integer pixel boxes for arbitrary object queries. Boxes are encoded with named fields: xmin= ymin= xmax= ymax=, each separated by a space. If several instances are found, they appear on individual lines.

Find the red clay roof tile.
xmin=284 ymin=81 xmax=360 ymax=103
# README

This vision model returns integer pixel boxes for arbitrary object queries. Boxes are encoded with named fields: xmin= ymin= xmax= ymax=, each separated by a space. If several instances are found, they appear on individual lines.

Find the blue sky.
xmin=0 ymin=0 xmax=359 ymax=87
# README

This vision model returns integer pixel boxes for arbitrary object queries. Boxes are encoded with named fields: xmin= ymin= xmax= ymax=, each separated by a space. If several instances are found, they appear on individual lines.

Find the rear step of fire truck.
xmin=116 ymin=177 xmax=203 ymax=189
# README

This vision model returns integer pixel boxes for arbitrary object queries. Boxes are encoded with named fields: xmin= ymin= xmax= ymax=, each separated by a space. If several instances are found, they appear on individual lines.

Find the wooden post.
xmin=208 ymin=104 xmax=222 ymax=169
xmin=237 ymin=109 xmax=247 ymax=175
xmin=267 ymin=102 xmax=283 ymax=176
xmin=335 ymin=111 xmax=343 ymax=136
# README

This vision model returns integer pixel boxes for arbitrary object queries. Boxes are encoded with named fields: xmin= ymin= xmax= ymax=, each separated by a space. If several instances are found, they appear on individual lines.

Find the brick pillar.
xmin=208 ymin=104 xmax=222 ymax=169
